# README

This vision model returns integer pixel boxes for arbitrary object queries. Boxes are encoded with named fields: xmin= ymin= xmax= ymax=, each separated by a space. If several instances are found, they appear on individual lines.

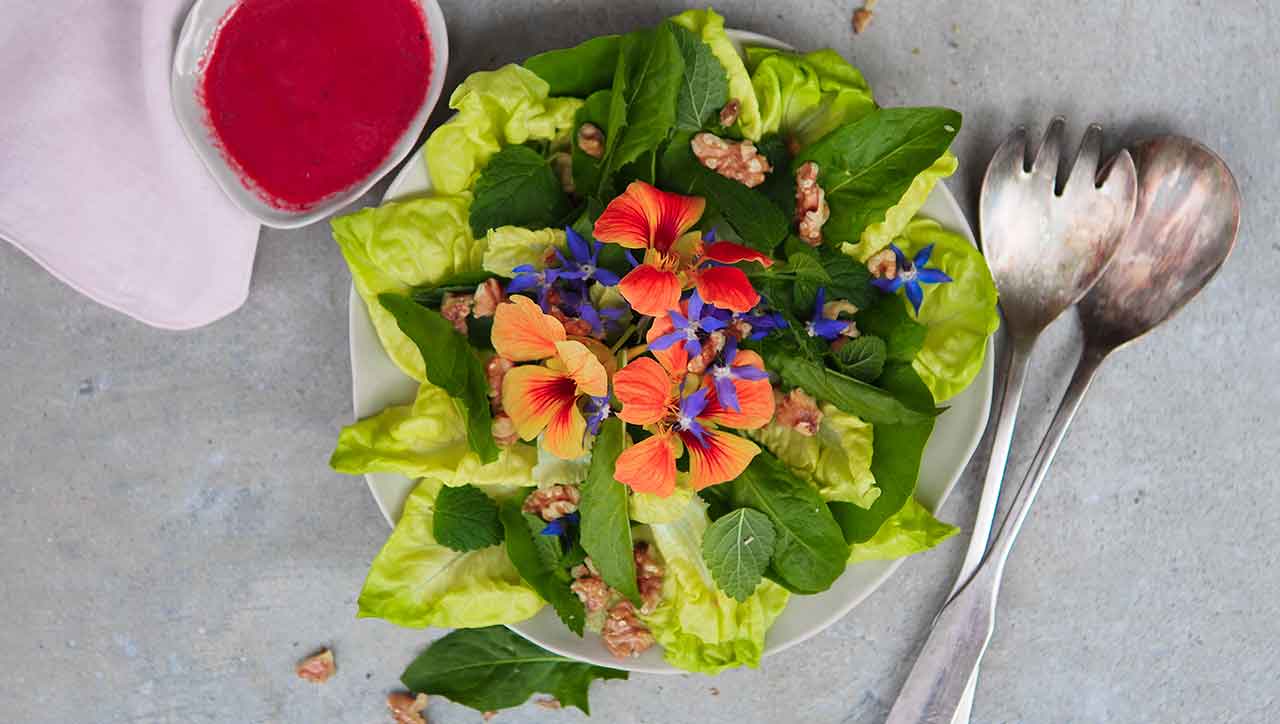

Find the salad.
xmin=330 ymin=8 xmax=998 ymax=715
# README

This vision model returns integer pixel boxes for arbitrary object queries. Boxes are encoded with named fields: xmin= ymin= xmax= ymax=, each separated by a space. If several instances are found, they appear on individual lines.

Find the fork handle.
xmin=885 ymin=344 xmax=1108 ymax=724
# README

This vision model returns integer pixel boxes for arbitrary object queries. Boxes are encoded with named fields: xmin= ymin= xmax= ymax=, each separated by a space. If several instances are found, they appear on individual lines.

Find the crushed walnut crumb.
xmin=550 ymin=151 xmax=575 ymax=194
xmin=439 ymin=292 xmax=474 ymax=335
xmin=866 ymin=247 xmax=898 ymax=279
xmin=634 ymin=542 xmax=665 ymax=615
xmin=685 ymin=330 xmax=726 ymax=375
xmin=482 ymin=712 xmax=498 ymax=722
xmin=577 ymin=123 xmax=605 ymax=159
xmin=523 ymin=484 xmax=581 ymax=521
xmin=719 ymin=98 xmax=741 ymax=128
xmin=534 ymin=697 xmax=562 ymax=710
xmin=472 ymin=278 xmax=507 ymax=318
xmin=775 ymin=389 xmax=823 ymax=436
xmin=295 ymin=648 xmax=336 ymax=683
xmin=485 ymin=356 xmax=514 ymax=410
xmin=691 ymin=132 xmax=771 ymax=188
xmin=601 ymin=601 xmax=656 ymax=658
xmin=852 ymin=0 xmax=878 ymax=34
xmin=387 ymin=692 xmax=429 ymax=724
xmin=794 ymin=161 xmax=830 ymax=247
xmin=491 ymin=412 xmax=519 ymax=447
xmin=571 ymin=571 xmax=612 ymax=614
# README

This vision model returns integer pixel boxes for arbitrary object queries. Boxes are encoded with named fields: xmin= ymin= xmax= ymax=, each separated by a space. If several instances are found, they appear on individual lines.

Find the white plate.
xmin=348 ymin=30 xmax=994 ymax=674
xmin=171 ymin=0 xmax=449 ymax=229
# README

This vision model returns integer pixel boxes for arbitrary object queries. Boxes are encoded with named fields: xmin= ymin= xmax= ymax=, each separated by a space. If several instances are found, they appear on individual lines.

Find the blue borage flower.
xmin=506 ymin=265 xmax=559 ymax=309
xmin=872 ymin=243 xmax=952 ymax=314
xmin=555 ymin=227 xmax=621 ymax=286
xmin=708 ymin=337 xmax=769 ymax=413
xmin=583 ymin=394 xmax=612 ymax=436
xmin=735 ymin=301 xmax=788 ymax=340
xmin=539 ymin=510 xmax=580 ymax=537
xmin=674 ymin=387 xmax=711 ymax=445
xmin=649 ymin=290 xmax=727 ymax=358
xmin=805 ymin=287 xmax=851 ymax=341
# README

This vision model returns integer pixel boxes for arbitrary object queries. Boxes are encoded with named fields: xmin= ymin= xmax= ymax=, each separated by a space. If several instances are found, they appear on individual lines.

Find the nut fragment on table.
xmin=295 ymin=648 xmax=336 ymax=683
xmin=534 ymin=697 xmax=562 ymax=710
xmin=794 ymin=161 xmax=830 ymax=246
xmin=690 ymin=132 xmax=771 ymax=188
xmin=853 ymin=0 xmax=878 ymax=34
xmin=387 ymin=692 xmax=429 ymax=724
xmin=577 ymin=123 xmax=605 ymax=159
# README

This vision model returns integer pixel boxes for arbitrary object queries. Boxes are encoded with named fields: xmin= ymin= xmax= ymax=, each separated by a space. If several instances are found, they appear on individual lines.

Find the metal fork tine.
xmin=1064 ymin=123 xmax=1105 ymax=194
xmin=987 ymin=126 xmax=1029 ymax=178
xmin=1031 ymin=117 xmax=1066 ymax=182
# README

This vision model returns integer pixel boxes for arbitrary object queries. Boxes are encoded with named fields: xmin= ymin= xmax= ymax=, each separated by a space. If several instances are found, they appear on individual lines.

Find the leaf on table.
xmin=670 ymin=23 xmax=728 ymax=132
xmin=796 ymin=107 xmax=961 ymax=245
xmin=431 ymin=484 xmax=503 ymax=552
xmin=400 ymin=626 xmax=627 ymax=715
xmin=379 ymin=294 xmax=500 ymax=464
xmin=499 ymin=498 xmax=586 ymax=635
xmin=577 ymin=418 xmax=640 ymax=603
xmin=701 ymin=508 xmax=776 ymax=601
xmin=469 ymin=145 xmax=572 ymax=238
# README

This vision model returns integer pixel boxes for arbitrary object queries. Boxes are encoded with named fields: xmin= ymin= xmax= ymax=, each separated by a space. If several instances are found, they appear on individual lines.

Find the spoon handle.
xmin=885 ymin=343 xmax=1108 ymax=724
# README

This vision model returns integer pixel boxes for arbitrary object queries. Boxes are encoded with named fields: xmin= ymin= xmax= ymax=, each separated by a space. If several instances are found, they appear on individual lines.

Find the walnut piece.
xmin=485 ymin=356 xmax=514 ymax=408
xmin=719 ymin=98 xmax=741 ymax=127
xmin=571 ymin=574 xmax=613 ymax=614
xmin=775 ymin=389 xmax=823 ymax=436
xmin=472 ymin=278 xmax=507 ymax=318
xmin=690 ymin=132 xmax=771 ymax=188
xmin=550 ymin=151 xmax=575 ymax=194
xmin=387 ymin=692 xmax=429 ymax=724
xmin=491 ymin=412 xmax=519 ymax=447
xmin=523 ymin=484 xmax=581 ymax=521
xmin=794 ymin=161 xmax=830 ymax=247
xmin=852 ymin=0 xmax=878 ymax=33
xmin=439 ymin=292 xmax=473 ymax=334
xmin=634 ymin=542 xmax=665 ymax=615
xmin=685 ymin=330 xmax=726 ymax=375
xmin=295 ymin=649 xmax=335 ymax=683
xmin=601 ymin=601 xmax=656 ymax=658
xmin=577 ymin=123 xmax=605 ymax=159
xmin=866 ymin=248 xmax=898 ymax=279
xmin=534 ymin=697 xmax=562 ymax=710
xmin=482 ymin=712 xmax=498 ymax=722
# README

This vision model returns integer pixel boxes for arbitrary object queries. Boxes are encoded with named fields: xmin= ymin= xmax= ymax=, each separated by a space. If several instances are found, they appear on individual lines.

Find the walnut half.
xmin=690 ymin=132 xmax=771 ymax=188
xmin=295 ymin=648 xmax=336 ymax=683
xmin=794 ymin=161 xmax=830 ymax=247
xmin=577 ymin=123 xmax=605 ymax=159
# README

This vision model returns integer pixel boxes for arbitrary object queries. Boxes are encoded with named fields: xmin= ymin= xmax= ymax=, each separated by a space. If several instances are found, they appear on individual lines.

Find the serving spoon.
xmin=886 ymin=135 xmax=1241 ymax=724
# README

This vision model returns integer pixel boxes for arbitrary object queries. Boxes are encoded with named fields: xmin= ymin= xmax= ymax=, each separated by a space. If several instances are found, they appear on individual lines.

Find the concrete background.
xmin=2 ymin=1 xmax=1277 ymax=722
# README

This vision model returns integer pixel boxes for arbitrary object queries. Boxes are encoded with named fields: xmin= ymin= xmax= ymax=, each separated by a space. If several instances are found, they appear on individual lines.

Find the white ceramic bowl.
xmin=171 ymin=0 xmax=449 ymax=229
xmin=348 ymin=30 xmax=994 ymax=674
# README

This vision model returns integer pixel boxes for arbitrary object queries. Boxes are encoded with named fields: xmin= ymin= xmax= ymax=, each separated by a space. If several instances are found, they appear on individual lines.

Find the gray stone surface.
xmin=2 ymin=1 xmax=1278 ymax=722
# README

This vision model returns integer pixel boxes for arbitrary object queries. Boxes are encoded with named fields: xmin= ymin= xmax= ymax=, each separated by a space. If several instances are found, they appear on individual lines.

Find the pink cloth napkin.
xmin=0 ymin=0 xmax=259 ymax=330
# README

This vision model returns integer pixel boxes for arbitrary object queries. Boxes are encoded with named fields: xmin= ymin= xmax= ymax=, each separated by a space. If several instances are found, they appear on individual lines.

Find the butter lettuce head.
xmin=333 ymin=196 xmax=486 ymax=381
xmin=748 ymin=403 xmax=879 ymax=508
xmin=747 ymin=48 xmax=876 ymax=148
xmin=330 ymin=382 xmax=538 ymax=487
xmin=843 ymin=151 xmax=959 ymax=261
xmin=481 ymin=226 xmax=567 ymax=277
xmin=895 ymin=218 xmax=1000 ymax=402
xmin=358 ymin=479 xmax=545 ymax=628
xmin=847 ymin=497 xmax=958 ymax=565
xmin=425 ymin=64 xmax=581 ymax=194
xmin=640 ymin=498 xmax=789 ymax=674
xmin=670 ymin=8 xmax=762 ymax=140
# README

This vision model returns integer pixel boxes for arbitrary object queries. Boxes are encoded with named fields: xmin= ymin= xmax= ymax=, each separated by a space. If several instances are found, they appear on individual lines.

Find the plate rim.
xmin=347 ymin=29 xmax=994 ymax=674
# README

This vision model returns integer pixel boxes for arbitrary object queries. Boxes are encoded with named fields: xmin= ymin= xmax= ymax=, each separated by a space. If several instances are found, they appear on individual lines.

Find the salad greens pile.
xmin=329 ymin=8 xmax=999 ymax=716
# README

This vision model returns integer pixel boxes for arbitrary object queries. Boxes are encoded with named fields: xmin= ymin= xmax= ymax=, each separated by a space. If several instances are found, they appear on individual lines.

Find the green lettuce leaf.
xmin=630 ymin=483 xmax=696 ymax=524
xmin=330 ymin=381 xmax=537 ymax=487
xmin=748 ymin=403 xmax=879 ymax=508
xmin=641 ymin=497 xmax=790 ymax=674
xmin=358 ymin=480 xmax=544 ymax=628
xmin=895 ymin=218 xmax=1000 ymax=402
xmin=401 ymin=626 xmax=627 ymax=715
xmin=843 ymin=151 xmax=959 ymax=261
xmin=747 ymin=48 xmax=877 ymax=149
xmin=846 ymin=497 xmax=958 ymax=564
xmin=670 ymin=8 xmax=763 ymax=140
xmin=481 ymin=226 xmax=567 ymax=277
xmin=333 ymin=196 xmax=485 ymax=381
xmin=425 ymin=65 xmax=581 ymax=195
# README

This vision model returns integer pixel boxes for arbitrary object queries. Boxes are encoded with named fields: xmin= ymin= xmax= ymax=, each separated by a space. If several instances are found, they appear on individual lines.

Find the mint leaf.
xmin=432 ymin=485 xmax=503 ymax=552
xmin=702 ymin=508 xmax=776 ymax=601
xmin=604 ymin=24 xmax=684 ymax=176
xmin=525 ymin=35 xmax=621 ymax=97
xmin=830 ymin=362 xmax=936 ymax=543
xmin=379 ymin=294 xmax=500 ymax=463
xmin=714 ymin=452 xmax=849 ymax=595
xmin=469 ymin=145 xmax=571 ymax=238
xmin=857 ymin=293 xmax=928 ymax=362
xmin=831 ymin=335 xmax=887 ymax=382
xmin=659 ymin=131 xmax=790 ymax=253
xmin=796 ymin=107 xmax=961 ymax=245
xmin=781 ymin=251 xmax=831 ymax=313
xmin=500 ymin=498 xmax=586 ymax=635
xmin=670 ymin=24 xmax=728 ymax=132
xmin=401 ymin=626 xmax=627 ymax=715
xmin=818 ymin=246 xmax=875 ymax=309
xmin=769 ymin=355 xmax=937 ymax=426
xmin=577 ymin=418 xmax=640 ymax=603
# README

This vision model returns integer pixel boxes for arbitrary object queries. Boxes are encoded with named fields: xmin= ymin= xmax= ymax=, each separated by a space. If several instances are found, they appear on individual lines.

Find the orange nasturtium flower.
xmin=492 ymin=295 xmax=608 ymax=459
xmin=610 ymin=347 xmax=775 ymax=497
xmin=592 ymin=181 xmax=774 ymax=317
